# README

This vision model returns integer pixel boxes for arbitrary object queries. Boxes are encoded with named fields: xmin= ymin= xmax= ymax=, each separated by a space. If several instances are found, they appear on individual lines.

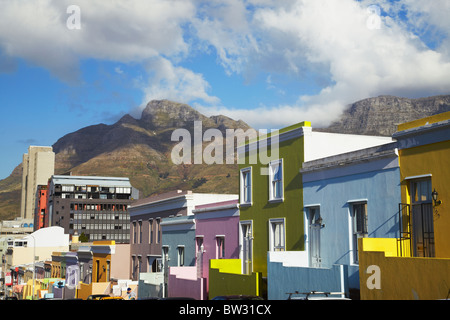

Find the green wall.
xmin=239 ymin=122 xmax=307 ymax=276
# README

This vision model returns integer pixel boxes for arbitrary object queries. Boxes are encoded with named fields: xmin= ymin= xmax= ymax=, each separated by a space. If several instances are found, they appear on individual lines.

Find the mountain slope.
xmin=1 ymin=95 xmax=449 ymax=220
xmin=0 ymin=100 xmax=252 ymax=220
xmin=317 ymin=95 xmax=450 ymax=136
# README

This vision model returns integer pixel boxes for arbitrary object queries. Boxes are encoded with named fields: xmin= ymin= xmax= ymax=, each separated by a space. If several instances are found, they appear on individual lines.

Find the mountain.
xmin=316 ymin=95 xmax=450 ymax=136
xmin=1 ymin=95 xmax=449 ymax=220
xmin=0 ymin=100 xmax=252 ymax=220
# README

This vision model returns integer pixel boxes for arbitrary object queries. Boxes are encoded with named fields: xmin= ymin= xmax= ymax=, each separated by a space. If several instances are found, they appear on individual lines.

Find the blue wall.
xmin=162 ymin=216 xmax=196 ymax=267
xmin=267 ymin=261 xmax=348 ymax=300
xmin=302 ymin=159 xmax=401 ymax=289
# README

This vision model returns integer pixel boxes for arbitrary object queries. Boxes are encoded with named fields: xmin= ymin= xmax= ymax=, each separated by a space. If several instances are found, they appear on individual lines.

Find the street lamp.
xmin=432 ymin=189 xmax=442 ymax=206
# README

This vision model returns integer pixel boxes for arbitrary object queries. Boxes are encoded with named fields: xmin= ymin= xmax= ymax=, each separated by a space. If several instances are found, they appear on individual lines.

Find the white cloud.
xmin=140 ymin=56 xmax=220 ymax=109
xmin=0 ymin=0 xmax=195 ymax=82
xmin=195 ymin=0 xmax=450 ymax=128
xmin=1 ymin=0 xmax=450 ymax=129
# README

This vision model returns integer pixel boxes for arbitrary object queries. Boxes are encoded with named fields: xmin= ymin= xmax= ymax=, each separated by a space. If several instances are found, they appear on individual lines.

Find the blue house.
xmin=267 ymin=142 xmax=401 ymax=299
xmin=161 ymin=215 xmax=196 ymax=268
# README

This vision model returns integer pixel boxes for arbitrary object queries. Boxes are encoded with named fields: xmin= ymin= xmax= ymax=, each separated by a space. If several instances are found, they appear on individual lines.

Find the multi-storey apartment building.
xmin=45 ymin=175 xmax=139 ymax=243
xmin=20 ymin=146 xmax=55 ymax=221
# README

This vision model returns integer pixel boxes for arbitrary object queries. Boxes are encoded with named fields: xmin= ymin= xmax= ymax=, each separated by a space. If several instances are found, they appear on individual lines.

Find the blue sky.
xmin=1 ymin=0 xmax=450 ymax=180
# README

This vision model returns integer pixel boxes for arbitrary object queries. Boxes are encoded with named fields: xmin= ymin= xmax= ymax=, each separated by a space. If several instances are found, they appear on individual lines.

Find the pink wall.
xmin=111 ymin=244 xmax=131 ymax=280
xmin=195 ymin=203 xmax=240 ymax=280
xmin=168 ymin=267 xmax=206 ymax=300
xmin=167 ymin=200 xmax=240 ymax=299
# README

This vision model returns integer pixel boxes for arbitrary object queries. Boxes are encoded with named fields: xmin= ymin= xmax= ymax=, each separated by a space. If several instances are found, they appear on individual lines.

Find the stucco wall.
xmin=267 ymin=257 xmax=348 ymax=300
xmin=359 ymin=238 xmax=450 ymax=300
xmin=398 ymin=140 xmax=450 ymax=257
xmin=302 ymin=162 xmax=401 ymax=289
xmin=208 ymin=259 xmax=262 ymax=299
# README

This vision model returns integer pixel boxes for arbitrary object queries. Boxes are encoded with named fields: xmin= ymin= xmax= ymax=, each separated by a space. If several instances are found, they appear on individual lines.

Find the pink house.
xmin=167 ymin=199 xmax=239 ymax=299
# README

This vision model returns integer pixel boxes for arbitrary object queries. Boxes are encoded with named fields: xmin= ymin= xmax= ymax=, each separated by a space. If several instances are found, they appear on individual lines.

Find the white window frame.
xmin=349 ymin=201 xmax=368 ymax=264
xmin=177 ymin=246 xmax=185 ymax=267
xmin=216 ymin=235 xmax=225 ymax=259
xmin=239 ymin=220 xmax=253 ymax=274
xmin=240 ymin=167 xmax=253 ymax=205
xmin=269 ymin=218 xmax=286 ymax=252
xmin=268 ymin=159 xmax=284 ymax=202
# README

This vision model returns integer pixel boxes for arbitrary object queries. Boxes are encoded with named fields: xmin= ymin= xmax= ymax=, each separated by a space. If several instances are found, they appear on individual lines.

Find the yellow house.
xmin=395 ymin=111 xmax=450 ymax=258
xmin=359 ymin=112 xmax=450 ymax=300
xmin=77 ymin=241 xmax=115 ymax=299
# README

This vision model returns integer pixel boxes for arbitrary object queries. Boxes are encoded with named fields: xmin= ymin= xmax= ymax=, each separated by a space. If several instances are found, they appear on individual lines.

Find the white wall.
xmin=23 ymin=226 xmax=69 ymax=247
xmin=303 ymin=127 xmax=393 ymax=162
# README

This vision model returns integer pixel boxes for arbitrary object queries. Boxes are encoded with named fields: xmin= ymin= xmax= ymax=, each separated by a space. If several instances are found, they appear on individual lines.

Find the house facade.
xmin=359 ymin=111 xmax=450 ymax=300
xmin=162 ymin=199 xmax=240 ymax=299
xmin=228 ymin=121 xmax=393 ymax=298
xmin=128 ymin=190 xmax=237 ymax=281
xmin=282 ymin=141 xmax=401 ymax=299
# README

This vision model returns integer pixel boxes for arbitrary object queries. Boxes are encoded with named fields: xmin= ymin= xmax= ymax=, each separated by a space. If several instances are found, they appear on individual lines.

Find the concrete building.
xmin=46 ymin=175 xmax=139 ymax=243
xmin=20 ymin=146 xmax=55 ymax=221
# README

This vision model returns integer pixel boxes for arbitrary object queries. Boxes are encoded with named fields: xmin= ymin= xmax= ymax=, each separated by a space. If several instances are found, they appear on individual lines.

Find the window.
xmin=162 ymin=246 xmax=169 ymax=265
xmin=138 ymin=220 xmax=142 ymax=244
xmin=269 ymin=219 xmax=285 ymax=251
xmin=106 ymin=260 xmax=110 ymax=282
xmin=177 ymin=246 xmax=185 ymax=266
xmin=216 ymin=236 xmax=225 ymax=258
xmin=149 ymin=219 xmax=153 ymax=244
xmin=240 ymin=167 xmax=252 ymax=205
xmin=240 ymin=221 xmax=253 ymax=274
xmin=196 ymin=236 xmax=204 ymax=255
xmin=269 ymin=159 xmax=283 ymax=201
xmin=351 ymin=202 xmax=368 ymax=263
xmin=156 ymin=219 xmax=161 ymax=244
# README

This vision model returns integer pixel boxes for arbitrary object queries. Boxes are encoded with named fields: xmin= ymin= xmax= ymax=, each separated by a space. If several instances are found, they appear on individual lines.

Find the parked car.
xmin=211 ymin=295 xmax=264 ymax=300
xmin=99 ymin=296 xmax=124 ymax=300
xmin=86 ymin=294 xmax=111 ymax=300
xmin=286 ymin=291 xmax=350 ymax=300
xmin=158 ymin=297 xmax=196 ymax=300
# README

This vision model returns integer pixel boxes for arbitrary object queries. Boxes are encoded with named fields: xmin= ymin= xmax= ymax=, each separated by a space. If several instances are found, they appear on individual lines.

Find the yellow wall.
xmin=397 ymin=111 xmax=450 ymax=131
xmin=359 ymin=238 xmax=450 ymax=300
xmin=399 ymin=139 xmax=450 ymax=257
xmin=210 ymin=259 xmax=242 ymax=274
xmin=208 ymin=259 xmax=262 ymax=299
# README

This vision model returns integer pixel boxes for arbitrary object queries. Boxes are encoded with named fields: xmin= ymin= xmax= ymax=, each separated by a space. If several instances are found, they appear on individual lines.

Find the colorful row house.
xmin=3 ymin=225 xmax=135 ymax=299
xmin=128 ymin=190 xmax=238 ymax=299
xmin=161 ymin=199 xmax=240 ymax=300
xmin=359 ymin=111 xmax=450 ymax=300
xmin=207 ymin=121 xmax=394 ymax=299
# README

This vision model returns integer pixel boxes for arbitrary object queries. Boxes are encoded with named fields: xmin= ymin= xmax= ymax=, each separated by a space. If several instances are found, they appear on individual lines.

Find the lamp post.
xmin=28 ymin=234 xmax=36 ymax=300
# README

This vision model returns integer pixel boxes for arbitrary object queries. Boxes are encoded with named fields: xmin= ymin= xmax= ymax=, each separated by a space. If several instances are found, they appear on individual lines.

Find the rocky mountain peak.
xmin=318 ymin=95 xmax=450 ymax=136
xmin=140 ymin=99 xmax=211 ymax=130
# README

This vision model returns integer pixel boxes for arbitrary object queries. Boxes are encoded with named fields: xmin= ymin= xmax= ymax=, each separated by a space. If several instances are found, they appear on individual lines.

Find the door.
xmin=309 ymin=208 xmax=322 ymax=268
xmin=241 ymin=222 xmax=253 ymax=275
xmin=412 ymin=203 xmax=435 ymax=257
xmin=411 ymin=179 xmax=435 ymax=257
